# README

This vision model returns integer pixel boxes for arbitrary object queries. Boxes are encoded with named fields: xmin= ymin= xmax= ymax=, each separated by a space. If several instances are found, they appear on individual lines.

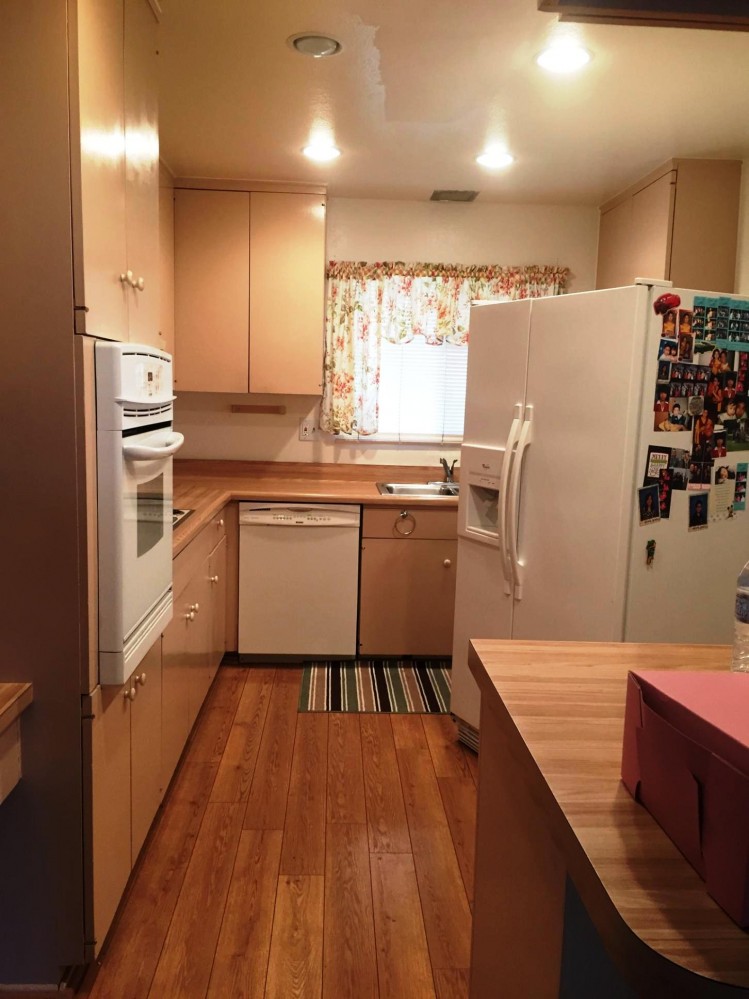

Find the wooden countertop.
xmin=172 ymin=459 xmax=458 ymax=556
xmin=0 ymin=683 xmax=33 ymax=737
xmin=468 ymin=639 xmax=749 ymax=993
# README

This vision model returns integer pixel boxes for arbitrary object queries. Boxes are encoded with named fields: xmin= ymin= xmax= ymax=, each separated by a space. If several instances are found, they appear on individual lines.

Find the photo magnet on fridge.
xmin=734 ymin=463 xmax=747 ymax=511
xmin=658 ymin=469 xmax=673 ymax=519
xmin=688 ymin=493 xmax=708 ymax=531
xmin=678 ymin=331 xmax=695 ymax=363
xmin=638 ymin=485 xmax=660 ymax=526
xmin=643 ymin=445 xmax=671 ymax=486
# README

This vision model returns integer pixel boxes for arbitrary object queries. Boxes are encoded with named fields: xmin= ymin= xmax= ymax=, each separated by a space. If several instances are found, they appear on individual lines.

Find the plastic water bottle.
xmin=731 ymin=560 xmax=749 ymax=672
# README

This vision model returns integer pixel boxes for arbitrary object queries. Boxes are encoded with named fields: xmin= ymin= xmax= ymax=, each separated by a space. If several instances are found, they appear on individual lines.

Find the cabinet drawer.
xmin=173 ymin=506 xmax=228 ymax=600
xmin=362 ymin=506 xmax=457 ymax=540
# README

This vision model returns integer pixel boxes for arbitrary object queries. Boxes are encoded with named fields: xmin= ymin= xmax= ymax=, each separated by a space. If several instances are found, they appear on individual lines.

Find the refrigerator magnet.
xmin=639 ymin=485 xmax=660 ymax=526
xmin=644 ymin=445 xmax=672 ymax=486
xmin=658 ymin=469 xmax=673 ymax=519
xmin=733 ymin=463 xmax=747 ymax=511
xmin=688 ymin=493 xmax=708 ymax=531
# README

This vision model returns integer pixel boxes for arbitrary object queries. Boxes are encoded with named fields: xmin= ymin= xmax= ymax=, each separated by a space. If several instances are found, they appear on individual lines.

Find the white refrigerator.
xmin=451 ymin=280 xmax=749 ymax=747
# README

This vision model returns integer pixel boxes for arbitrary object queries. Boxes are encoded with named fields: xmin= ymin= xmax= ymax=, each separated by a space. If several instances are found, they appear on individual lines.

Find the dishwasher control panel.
xmin=238 ymin=502 xmax=361 ymax=528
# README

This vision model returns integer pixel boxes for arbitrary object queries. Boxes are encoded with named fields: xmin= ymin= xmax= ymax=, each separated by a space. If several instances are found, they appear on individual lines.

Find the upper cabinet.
xmin=173 ymin=187 xmax=326 ymax=395
xmin=71 ymin=0 xmax=160 ymax=347
xmin=596 ymin=159 xmax=742 ymax=293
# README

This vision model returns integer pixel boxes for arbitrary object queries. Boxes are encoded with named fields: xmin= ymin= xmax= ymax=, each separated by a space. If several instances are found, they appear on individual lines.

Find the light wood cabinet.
xmin=72 ymin=0 xmax=160 ymax=346
xmin=162 ymin=511 xmax=228 ymax=788
xmin=173 ymin=188 xmax=326 ymax=394
xmin=596 ymin=159 xmax=741 ymax=293
xmin=359 ymin=507 xmax=458 ymax=656
xmin=89 ymin=638 xmax=162 ymax=953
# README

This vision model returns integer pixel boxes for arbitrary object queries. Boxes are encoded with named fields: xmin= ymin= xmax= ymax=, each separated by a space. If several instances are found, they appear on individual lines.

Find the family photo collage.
xmin=641 ymin=299 xmax=749 ymax=532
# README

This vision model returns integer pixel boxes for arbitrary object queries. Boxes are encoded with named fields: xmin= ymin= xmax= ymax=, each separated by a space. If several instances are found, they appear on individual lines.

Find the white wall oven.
xmin=96 ymin=343 xmax=183 ymax=685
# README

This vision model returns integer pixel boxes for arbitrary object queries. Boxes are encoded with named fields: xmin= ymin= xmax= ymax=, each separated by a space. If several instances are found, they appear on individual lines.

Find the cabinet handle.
xmin=443 ymin=559 xmax=452 ymax=568
xmin=124 ymin=687 xmax=137 ymax=702
xmin=395 ymin=510 xmax=415 ymax=536
xmin=136 ymin=672 xmax=147 ymax=686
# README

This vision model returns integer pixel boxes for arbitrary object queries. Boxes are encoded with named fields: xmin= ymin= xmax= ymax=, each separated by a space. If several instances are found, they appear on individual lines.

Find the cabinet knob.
xmin=218 ymin=518 xmax=224 ymax=528
xmin=192 ymin=602 xmax=200 ymax=614
xmin=120 ymin=270 xmax=133 ymax=285
xmin=443 ymin=559 xmax=452 ymax=568
xmin=210 ymin=575 xmax=219 ymax=584
xmin=136 ymin=672 xmax=147 ymax=686
xmin=124 ymin=687 xmax=137 ymax=702
xmin=135 ymin=276 xmax=145 ymax=291
xmin=185 ymin=610 xmax=195 ymax=621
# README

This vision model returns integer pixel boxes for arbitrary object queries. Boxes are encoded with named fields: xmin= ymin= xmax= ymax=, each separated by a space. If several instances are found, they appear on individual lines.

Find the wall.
xmin=735 ymin=161 xmax=749 ymax=295
xmin=175 ymin=197 xmax=599 ymax=467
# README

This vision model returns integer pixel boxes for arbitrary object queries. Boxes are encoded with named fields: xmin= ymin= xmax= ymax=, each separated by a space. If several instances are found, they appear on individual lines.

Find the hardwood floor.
xmin=84 ymin=666 xmax=477 ymax=999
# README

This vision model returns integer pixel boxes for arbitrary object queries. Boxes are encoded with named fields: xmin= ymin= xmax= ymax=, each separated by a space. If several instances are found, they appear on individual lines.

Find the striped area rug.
xmin=299 ymin=660 xmax=451 ymax=714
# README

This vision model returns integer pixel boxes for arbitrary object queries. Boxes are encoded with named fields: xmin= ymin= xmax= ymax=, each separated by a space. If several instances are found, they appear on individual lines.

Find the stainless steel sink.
xmin=376 ymin=482 xmax=459 ymax=498
xmin=172 ymin=508 xmax=194 ymax=528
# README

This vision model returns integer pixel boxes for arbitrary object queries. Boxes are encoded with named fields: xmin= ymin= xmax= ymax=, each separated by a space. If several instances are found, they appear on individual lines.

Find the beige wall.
xmin=175 ymin=196 xmax=599 ymax=466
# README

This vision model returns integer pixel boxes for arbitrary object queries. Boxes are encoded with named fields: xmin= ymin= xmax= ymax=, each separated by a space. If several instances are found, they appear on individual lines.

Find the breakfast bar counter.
xmin=172 ymin=458 xmax=458 ymax=556
xmin=467 ymin=640 xmax=748 ymax=998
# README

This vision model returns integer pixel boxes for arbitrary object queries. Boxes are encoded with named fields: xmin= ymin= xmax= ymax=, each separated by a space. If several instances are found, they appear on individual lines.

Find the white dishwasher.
xmin=238 ymin=502 xmax=361 ymax=658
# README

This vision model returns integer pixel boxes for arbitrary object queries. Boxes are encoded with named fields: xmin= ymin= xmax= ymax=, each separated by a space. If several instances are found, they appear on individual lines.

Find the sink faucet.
xmin=440 ymin=458 xmax=457 ymax=483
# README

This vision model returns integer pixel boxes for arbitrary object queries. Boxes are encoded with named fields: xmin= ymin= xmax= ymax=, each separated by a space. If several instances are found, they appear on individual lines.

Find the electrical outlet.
xmin=298 ymin=417 xmax=318 ymax=441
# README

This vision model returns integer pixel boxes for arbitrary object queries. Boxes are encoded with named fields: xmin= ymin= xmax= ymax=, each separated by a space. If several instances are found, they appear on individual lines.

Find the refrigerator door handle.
xmin=498 ymin=403 xmax=523 ymax=594
xmin=508 ymin=405 xmax=533 ymax=600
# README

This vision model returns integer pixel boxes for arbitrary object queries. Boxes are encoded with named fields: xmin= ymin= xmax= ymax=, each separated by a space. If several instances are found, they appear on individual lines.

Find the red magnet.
xmin=653 ymin=292 xmax=681 ymax=315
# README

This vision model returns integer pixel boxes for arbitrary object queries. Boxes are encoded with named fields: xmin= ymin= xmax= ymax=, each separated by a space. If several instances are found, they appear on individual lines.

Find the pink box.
xmin=621 ymin=669 xmax=749 ymax=927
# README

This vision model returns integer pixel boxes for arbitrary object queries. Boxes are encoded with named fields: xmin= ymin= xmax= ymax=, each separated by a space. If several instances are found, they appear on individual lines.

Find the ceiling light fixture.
xmin=536 ymin=43 xmax=591 ymax=74
xmin=476 ymin=148 xmax=514 ymax=170
xmin=303 ymin=142 xmax=341 ymax=162
xmin=288 ymin=33 xmax=342 ymax=58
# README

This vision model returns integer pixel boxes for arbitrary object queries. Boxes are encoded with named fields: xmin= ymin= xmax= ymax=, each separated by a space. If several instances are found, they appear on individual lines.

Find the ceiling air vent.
xmin=430 ymin=190 xmax=479 ymax=203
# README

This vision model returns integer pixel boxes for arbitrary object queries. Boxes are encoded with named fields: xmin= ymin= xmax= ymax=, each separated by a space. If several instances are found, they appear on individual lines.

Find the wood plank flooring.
xmin=84 ymin=666 xmax=477 ymax=999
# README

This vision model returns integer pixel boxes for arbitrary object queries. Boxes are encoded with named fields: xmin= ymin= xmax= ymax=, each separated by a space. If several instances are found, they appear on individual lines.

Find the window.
xmin=368 ymin=338 xmax=468 ymax=443
xmin=320 ymin=261 xmax=569 ymax=440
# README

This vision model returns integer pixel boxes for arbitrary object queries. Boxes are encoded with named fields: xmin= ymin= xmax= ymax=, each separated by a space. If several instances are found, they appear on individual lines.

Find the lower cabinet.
xmin=89 ymin=638 xmax=162 ymax=954
xmin=162 ymin=515 xmax=228 ymax=789
xmin=358 ymin=506 xmax=458 ymax=656
xmin=88 ymin=509 xmax=229 ymax=955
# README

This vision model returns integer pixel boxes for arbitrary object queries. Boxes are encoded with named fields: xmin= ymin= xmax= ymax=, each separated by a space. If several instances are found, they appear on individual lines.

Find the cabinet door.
xmin=161 ymin=584 xmax=195 ymax=788
xmin=249 ymin=192 xmax=326 ymax=394
xmin=74 ymin=0 xmax=128 ymax=340
xmin=187 ymin=553 xmax=214 ymax=725
xmin=208 ymin=535 xmax=228 ymax=685
xmin=130 ymin=639 xmax=162 ymax=862
xmin=595 ymin=199 xmax=632 ymax=291
xmin=630 ymin=172 xmax=674 ymax=283
xmin=174 ymin=189 xmax=250 ymax=391
xmin=359 ymin=539 xmax=457 ymax=656
xmin=123 ymin=0 xmax=160 ymax=346
xmin=90 ymin=682 xmax=131 ymax=952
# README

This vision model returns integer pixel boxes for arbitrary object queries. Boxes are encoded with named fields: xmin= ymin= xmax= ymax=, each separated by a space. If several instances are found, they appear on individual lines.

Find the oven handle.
xmin=122 ymin=432 xmax=185 ymax=461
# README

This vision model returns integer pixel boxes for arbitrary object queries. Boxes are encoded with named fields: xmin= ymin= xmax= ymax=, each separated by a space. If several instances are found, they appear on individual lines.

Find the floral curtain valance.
xmin=320 ymin=260 xmax=570 ymax=436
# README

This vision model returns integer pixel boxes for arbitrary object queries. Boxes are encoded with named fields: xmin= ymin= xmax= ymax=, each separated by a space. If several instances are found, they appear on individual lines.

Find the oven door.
xmin=98 ymin=426 xmax=183 ymax=673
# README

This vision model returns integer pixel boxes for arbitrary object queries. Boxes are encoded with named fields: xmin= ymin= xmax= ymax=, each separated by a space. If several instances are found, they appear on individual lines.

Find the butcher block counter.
xmin=468 ymin=640 xmax=747 ymax=999
xmin=172 ymin=459 xmax=458 ymax=556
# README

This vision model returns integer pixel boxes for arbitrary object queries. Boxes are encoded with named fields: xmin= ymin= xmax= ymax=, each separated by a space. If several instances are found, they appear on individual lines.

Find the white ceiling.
xmin=158 ymin=0 xmax=749 ymax=206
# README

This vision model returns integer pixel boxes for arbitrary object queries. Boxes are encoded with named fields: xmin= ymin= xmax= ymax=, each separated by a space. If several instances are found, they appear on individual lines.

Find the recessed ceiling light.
xmin=536 ymin=43 xmax=591 ymax=74
xmin=288 ymin=33 xmax=342 ymax=58
xmin=476 ymin=149 xmax=514 ymax=170
xmin=303 ymin=142 xmax=341 ymax=162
